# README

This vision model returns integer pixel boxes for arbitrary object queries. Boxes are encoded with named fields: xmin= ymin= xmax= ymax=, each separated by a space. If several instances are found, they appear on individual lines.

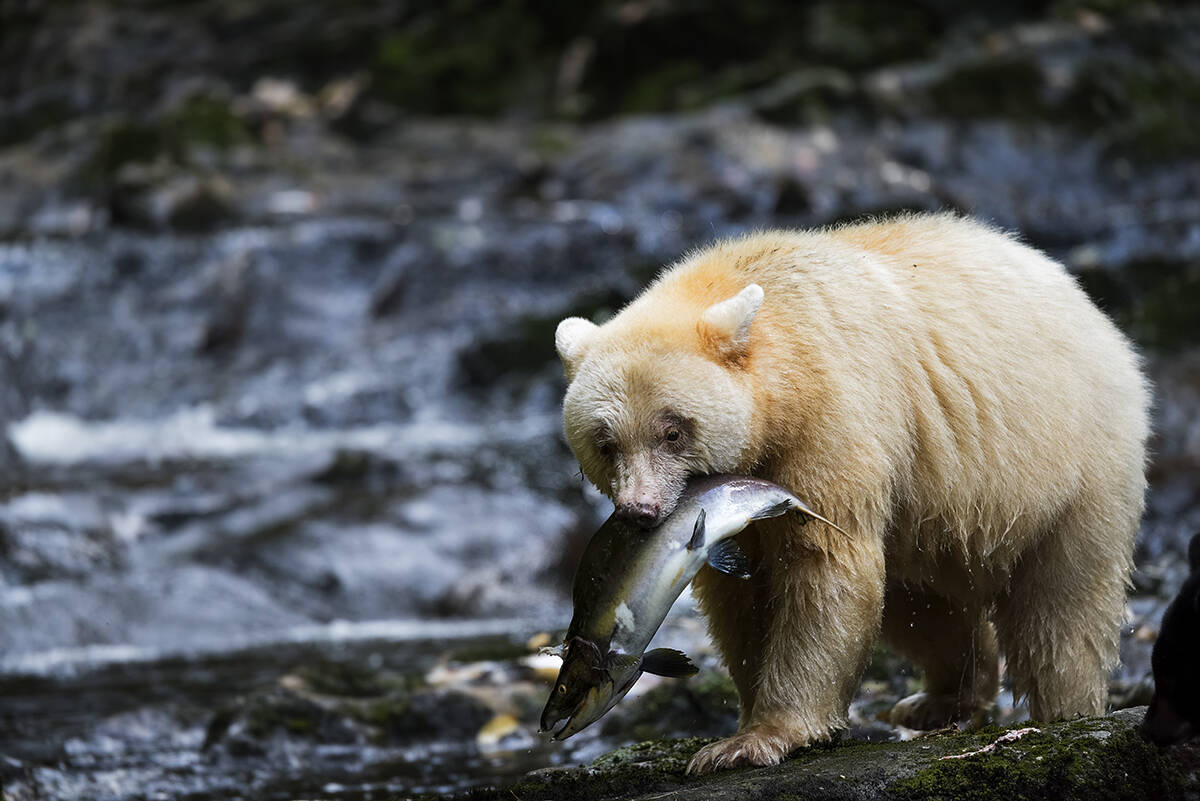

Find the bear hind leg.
xmin=881 ymin=584 xmax=999 ymax=730
xmin=992 ymin=495 xmax=1135 ymax=720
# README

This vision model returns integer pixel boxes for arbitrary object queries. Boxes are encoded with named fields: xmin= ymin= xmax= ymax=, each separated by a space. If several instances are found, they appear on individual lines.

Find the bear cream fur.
xmin=554 ymin=213 xmax=1150 ymax=773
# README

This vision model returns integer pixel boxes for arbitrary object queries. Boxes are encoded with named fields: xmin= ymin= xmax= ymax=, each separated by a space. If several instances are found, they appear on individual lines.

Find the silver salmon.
xmin=540 ymin=474 xmax=843 ymax=739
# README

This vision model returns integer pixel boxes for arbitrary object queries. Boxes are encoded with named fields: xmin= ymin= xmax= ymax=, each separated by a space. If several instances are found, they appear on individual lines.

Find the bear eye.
xmin=665 ymin=428 xmax=680 ymax=443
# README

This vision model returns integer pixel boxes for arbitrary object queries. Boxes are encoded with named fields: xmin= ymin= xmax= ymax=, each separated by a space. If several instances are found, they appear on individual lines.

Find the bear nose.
xmin=617 ymin=502 xmax=662 ymax=529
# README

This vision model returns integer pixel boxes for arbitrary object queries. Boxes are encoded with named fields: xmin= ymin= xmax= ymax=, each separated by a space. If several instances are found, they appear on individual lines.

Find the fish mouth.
xmin=549 ymin=714 xmax=574 ymax=740
xmin=538 ymin=706 xmax=580 ymax=740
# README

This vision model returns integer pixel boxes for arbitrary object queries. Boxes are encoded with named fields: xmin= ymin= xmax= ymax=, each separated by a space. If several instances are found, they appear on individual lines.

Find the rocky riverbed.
xmin=1 ymin=2 xmax=1199 ymax=799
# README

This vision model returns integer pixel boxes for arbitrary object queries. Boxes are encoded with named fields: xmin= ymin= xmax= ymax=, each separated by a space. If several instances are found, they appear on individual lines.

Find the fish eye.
xmin=557 ymin=684 xmax=567 ymax=695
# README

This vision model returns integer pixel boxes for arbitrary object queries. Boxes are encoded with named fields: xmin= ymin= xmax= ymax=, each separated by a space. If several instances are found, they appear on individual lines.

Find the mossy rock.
xmin=928 ymin=58 xmax=1050 ymax=120
xmin=239 ymin=687 xmax=360 ymax=743
xmin=600 ymin=671 xmax=739 ymax=742
xmin=83 ymin=94 xmax=250 ymax=181
xmin=1073 ymin=258 xmax=1200 ymax=352
xmin=455 ymin=708 xmax=1199 ymax=801
xmin=1059 ymin=59 xmax=1200 ymax=161
xmin=455 ymin=285 xmax=632 ymax=393
xmin=290 ymin=658 xmax=395 ymax=698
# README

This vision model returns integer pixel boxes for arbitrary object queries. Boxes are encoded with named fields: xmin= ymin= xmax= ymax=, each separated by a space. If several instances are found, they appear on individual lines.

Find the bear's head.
xmin=555 ymin=284 xmax=763 ymax=528
xmin=1141 ymin=532 xmax=1200 ymax=746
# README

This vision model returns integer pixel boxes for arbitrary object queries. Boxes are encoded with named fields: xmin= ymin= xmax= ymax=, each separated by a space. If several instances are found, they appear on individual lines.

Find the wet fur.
xmin=556 ymin=213 xmax=1150 ymax=772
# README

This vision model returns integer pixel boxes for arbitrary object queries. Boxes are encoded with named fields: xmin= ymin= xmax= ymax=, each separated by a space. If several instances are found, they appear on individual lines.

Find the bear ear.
xmin=698 ymin=284 xmax=763 ymax=362
xmin=555 ymin=317 xmax=599 ymax=380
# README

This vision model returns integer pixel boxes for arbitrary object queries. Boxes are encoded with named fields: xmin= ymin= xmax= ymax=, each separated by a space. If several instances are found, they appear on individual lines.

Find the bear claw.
xmin=686 ymin=726 xmax=792 ymax=774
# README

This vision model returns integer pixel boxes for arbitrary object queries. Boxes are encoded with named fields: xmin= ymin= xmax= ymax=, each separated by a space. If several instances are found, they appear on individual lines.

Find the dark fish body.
xmin=541 ymin=474 xmax=842 ymax=739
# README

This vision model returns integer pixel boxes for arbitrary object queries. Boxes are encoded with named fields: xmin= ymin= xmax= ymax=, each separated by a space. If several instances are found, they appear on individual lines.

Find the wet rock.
xmin=233 ymin=686 xmax=363 ymax=744
xmin=1061 ymin=52 xmax=1200 ymax=161
xmin=291 ymin=658 xmax=398 ymax=699
xmin=161 ymin=174 xmax=238 ymax=231
xmin=368 ymin=243 xmax=418 ymax=317
xmin=0 ymin=434 xmax=22 ymax=489
xmin=198 ymin=253 xmax=254 ymax=353
xmin=310 ymin=448 xmax=407 ymax=488
xmin=109 ymin=170 xmax=237 ymax=231
xmin=202 ymin=665 xmax=497 ymax=754
xmin=84 ymin=94 xmax=250 ymax=181
xmin=749 ymin=68 xmax=858 ymax=126
xmin=462 ymin=709 xmax=1200 ymax=801
xmin=599 ymin=672 xmax=739 ymax=742
xmin=455 ymin=285 xmax=632 ymax=397
xmin=373 ymin=689 xmax=495 ymax=743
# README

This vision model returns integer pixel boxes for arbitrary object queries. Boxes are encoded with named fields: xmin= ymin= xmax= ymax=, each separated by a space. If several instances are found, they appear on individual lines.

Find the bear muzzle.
xmin=615 ymin=500 xmax=664 ymax=529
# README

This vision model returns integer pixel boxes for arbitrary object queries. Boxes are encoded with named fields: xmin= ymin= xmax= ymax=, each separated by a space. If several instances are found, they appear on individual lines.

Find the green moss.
xmin=164 ymin=94 xmax=249 ymax=152
xmin=345 ymin=693 xmax=411 ymax=730
xmin=83 ymin=94 xmax=249 ymax=180
xmin=88 ymin=122 xmax=166 ymax=177
xmin=1074 ymin=258 xmax=1200 ymax=352
xmin=527 ymin=127 xmax=573 ymax=157
xmin=805 ymin=2 xmax=941 ymax=69
xmin=1123 ymin=262 xmax=1200 ymax=351
xmin=0 ymin=97 xmax=74 ymax=147
xmin=621 ymin=62 xmax=709 ymax=114
xmin=445 ymin=640 xmax=531 ymax=664
xmin=458 ymin=711 xmax=1196 ymax=801
xmin=1050 ymin=0 xmax=1165 ymax=18
xmin=370 ymin=0 xmax=548 ymax=115
xmin=243 ymin=689 xmax=339 ymax=740
xmin=891 ymin=724 xmax=1187 ymax=801
xmin=1061 ymin=60 xmax=1200 ymax=161
xmin=292 ymin=659 xmax=391 ymax=698
xmin=592 ymin=737 xmax=717 ymax=774
xmin=456 ymin=285 xmax=632 ymax=391
xmin=929 ymin=59 xmax=1049 ymax=119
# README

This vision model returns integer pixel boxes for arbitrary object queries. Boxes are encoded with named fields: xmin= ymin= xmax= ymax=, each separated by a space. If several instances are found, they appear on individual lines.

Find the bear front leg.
xmin=688 ymin=517 xmax=885 ymax=774
xmin=691 ymin=541 xmax=771 ymax=725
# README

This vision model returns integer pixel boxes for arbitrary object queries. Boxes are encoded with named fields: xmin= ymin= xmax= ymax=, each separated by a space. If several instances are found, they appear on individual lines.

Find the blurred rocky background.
xmin=0 ymin=0 xmax=1198 ymax=798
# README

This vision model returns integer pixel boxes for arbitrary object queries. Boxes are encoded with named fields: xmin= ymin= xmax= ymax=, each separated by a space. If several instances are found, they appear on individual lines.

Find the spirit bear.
xmin=554 ymin=214 xmax=1150 ymax=773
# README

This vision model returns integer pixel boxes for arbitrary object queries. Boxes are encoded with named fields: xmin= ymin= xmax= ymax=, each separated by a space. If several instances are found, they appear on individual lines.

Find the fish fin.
xmin=790 ymin=502 xmax=847 ymax=534
xmin=687 ymin=508 xmax=707 ymax=551
xmin=748 ymin=498 xmax=794 ymax=521
xmin=707 ymin=538 xmax=751 ymax=579
xmin=641 ymin=648 xmax=699 ymax=678
xmin=605 ymin=652 xmax=641 ymax=677
xmin=770 ymin=496 xmax=848 ymax=534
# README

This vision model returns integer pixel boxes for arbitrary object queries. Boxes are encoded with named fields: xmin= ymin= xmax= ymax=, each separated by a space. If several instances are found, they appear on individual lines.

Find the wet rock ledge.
xmin=453 ymin=708 xmax=1200 ymax=801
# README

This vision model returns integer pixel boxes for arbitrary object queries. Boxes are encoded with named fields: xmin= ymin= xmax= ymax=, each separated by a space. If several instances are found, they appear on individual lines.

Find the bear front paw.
xmin=886 ymin=691 xmax=987 ymax=731
xmin=686 ymin=725 xmax=795 ymax=774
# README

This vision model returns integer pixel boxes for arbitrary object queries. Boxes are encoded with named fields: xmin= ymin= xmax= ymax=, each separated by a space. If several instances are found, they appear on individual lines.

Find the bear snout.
xmin=616 ymin=501 xmax=664 ymax=529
